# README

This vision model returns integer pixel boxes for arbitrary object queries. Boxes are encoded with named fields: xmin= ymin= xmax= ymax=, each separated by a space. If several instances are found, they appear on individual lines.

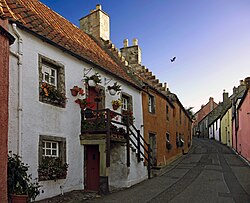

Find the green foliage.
xmin=38 ymin=157 xmax=68 ymax=181
xmin=8 ymin=153 xmax=41 ymax=200
xmin=84 ymin=72 xmax=102 ymax=84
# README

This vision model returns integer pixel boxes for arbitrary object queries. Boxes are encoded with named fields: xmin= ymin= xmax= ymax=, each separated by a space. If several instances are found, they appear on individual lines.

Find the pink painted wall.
xmin=237 ymin=90 xmax=250 ymax=162
xmin=0 ymin=18 xmax=11 ymax=203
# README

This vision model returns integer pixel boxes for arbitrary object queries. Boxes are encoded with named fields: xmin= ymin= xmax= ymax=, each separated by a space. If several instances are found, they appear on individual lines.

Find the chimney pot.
xmin=240 ymin=80 xmax=244 ymax=85
xmin=133 ymin=38 xmax=138 ymax=46
xmin=96 ymin=4 xmax=102 ymax=10
xmin=123 ymin=39 xmax=128 ymax=48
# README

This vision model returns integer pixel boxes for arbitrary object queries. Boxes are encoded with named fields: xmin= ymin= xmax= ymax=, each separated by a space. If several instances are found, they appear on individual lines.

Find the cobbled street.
xmin=86 ymin=137 xmax=250 ymax=203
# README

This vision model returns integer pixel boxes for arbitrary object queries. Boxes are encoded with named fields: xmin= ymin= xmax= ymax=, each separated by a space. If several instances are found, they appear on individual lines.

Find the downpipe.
xmin=11 ymin=23 xmax=23 ymax=155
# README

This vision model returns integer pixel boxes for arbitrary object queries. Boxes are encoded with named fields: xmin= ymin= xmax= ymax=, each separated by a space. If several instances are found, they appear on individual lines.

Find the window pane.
xmin=46 ymin=149 xmax=51 ymax=155
xmin=52 ymin=142 xmax=57 ymax=149
xmin=50 ymin=77 xmax=55 ymax=85
xmin=51 ymin=69 xmax=55 ymax=77
xmin=44 ymin=73 xmax=49 ymax=82
xmin=52 ymin=150 xmax=57 ymax=156
xmin=42 ymin=149 xmax=45 ymax=155
xmin=42 ymin=142 xmax=45 ymax=148
xmin=46 ymin=142 xmax=51 ymax=148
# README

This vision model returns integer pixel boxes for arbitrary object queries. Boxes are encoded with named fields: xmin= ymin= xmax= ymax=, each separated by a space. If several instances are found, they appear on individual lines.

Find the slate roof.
xmin=0 ymin=0 xmax=139 ymax=87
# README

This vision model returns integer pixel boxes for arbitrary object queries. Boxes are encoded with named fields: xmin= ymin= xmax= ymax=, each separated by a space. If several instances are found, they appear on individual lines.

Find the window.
xmin=148 ymin=94 xmax=155 ymax=113
xmin=179 ymin=109 xmax=182 ymax=125
xmin=122 ymin=97 xmax=128 ymax=111
xmin=42 ymin=64 xmax=57 ymax=86
xmin=38 ymin=135 xmax=67 ymax=181
xmin=215 ymin=120 xmax=218 ymax=130
xmin=166 ymin=105 xmax=169 ymax=120
xmin=166 ymin=133 xmax=172 ymax=150
xmin=39 ymin=55 xmax=66 ymax=107
xmin=42 ymin=141 xmax=59 ymax=157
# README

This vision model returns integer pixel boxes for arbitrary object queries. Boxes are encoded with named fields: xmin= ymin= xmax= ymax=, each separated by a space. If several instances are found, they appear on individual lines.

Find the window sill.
xmin=40 ymin=96 xmax=66 ymax=108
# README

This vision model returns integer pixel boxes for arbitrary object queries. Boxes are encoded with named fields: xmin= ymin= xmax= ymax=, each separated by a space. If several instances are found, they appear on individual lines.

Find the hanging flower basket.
xmin=84 ymin=72 xmax=101 ymax=87
xmin=107 ymin=82 xmax=122 ymax=96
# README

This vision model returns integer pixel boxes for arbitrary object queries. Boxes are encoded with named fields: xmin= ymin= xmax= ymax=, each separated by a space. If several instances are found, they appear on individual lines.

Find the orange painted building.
xmin=141 ymin=87 xmax=175 ymax=167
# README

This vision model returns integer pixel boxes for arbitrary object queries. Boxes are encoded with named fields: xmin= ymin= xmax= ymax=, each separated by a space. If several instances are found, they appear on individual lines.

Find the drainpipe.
xmin=11 ymin=23 xmax=23 ymax=155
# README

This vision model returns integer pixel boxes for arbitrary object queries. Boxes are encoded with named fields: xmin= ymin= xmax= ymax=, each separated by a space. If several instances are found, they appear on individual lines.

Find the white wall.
xmin=8 ymin=25 xmax=145 ymax=200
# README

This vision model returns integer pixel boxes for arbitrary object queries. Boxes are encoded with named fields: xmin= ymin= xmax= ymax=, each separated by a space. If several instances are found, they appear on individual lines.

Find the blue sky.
xmin=40 ymin=0 xmax=250 ymax=112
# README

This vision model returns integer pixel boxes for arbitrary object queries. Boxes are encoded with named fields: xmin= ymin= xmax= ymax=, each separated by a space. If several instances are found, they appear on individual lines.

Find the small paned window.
xmin=42 ymin=141 xmax=59 ymax=157
xmin=148 ymin=95 xmax=155 ymax=113
xmin=166 ymin=105 xmax=169 ymax=120
xmin=42 ymin=64 xmax=57 ymax=87
xmin=39 ymin=55 xmax=66 ymax=108
xmin=122 ymin=97 xmax=128 ymax=111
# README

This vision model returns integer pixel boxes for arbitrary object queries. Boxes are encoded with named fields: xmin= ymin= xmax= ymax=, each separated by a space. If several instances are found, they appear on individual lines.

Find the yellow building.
xmin=220 ymin=106 xmax=232 ymax=146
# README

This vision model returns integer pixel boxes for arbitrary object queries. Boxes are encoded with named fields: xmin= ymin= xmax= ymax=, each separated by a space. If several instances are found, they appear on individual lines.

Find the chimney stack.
xmin=223 ymin=89 xmax=229 ymax=103
xmin=244 ymin=77 xmax=250 ymax=89
xmin=120 ymin=38 xmax=142 ymax=65
xmin=79 ymin=4 xmax=110 ymax=41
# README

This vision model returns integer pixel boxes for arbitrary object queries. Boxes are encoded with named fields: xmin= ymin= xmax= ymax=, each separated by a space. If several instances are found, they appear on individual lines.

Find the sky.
xmin=40 ymin=0 xmax=250 ymax=112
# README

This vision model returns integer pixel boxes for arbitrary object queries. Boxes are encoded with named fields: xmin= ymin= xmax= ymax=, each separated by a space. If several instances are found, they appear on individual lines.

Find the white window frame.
xmin=42 ymin=141 xmax=59 ymax=157
xmin=42 ymin=64 xmax=57 ymax=87
xmin=122 ymin=97 xmax=128 ymax=111
xmin=148 ymin=95 xmax=155 ymax=113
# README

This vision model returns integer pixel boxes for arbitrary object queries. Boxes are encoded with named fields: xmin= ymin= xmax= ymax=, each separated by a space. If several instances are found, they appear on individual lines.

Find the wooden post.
xmin=147 ymin=144 xmax=151 ymax=179
xmin=126 ymin=115 xmax=130 ymax=167
xmin=106 ymin=109 xmax=111 ymax=167
xmin=137 ymin=130 xmax=141 ymax=163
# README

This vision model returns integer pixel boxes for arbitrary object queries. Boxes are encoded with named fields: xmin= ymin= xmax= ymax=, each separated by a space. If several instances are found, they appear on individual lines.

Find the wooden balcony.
xmin=80 ymin=108 xmax=128 ymax=143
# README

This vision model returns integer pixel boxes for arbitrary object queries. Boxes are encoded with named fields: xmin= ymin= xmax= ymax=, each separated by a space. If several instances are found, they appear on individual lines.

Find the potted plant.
xmin=70 ymin=86 xmax=84 ymax=97
xmin=75 ymin=98 xmax=94 ymax=109
xmin=40 ymin=82 xmax=67 ymax=107
xmin=38 ymin=157 xmax=68 ymax=181
xmin=84 ymin=72 xmax=101 ymax=87
xmin=111 ymin=99 xmax=122 ymax=110
xmin=8 ymin=153 xmax=41 ymax=203
xmin=107 ymin=82 xmax=122 ymax=96
xmin=122 ymin=110 xmax=134 ymax=125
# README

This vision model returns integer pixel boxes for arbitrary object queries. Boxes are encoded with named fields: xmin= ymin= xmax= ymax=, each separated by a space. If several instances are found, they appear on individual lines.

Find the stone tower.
xmin=120 ymin=39 xmax=142 ymax=65
xmin=79 ymin=4 xmax=110 ymax=41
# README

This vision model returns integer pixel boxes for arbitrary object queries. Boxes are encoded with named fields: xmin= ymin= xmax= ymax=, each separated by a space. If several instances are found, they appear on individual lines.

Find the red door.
xmin=85 ymin=145 xmax=100 ymax=191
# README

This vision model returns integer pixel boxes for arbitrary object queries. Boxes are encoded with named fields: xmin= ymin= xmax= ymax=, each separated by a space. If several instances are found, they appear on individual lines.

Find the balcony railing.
xmin=80 ymin=108 xmax=153 ymax=178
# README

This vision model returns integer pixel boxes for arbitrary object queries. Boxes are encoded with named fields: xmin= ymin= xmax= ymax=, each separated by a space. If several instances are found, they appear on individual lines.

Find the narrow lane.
xmin=87 ymin=138 xmax=250 ymax=203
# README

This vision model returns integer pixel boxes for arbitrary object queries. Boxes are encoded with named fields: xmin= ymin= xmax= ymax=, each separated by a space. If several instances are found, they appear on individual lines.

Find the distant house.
xmin=193 ymin=97 xmax=218 ymax=138
xmin=231 ymin=82 xmax=246 ymax=151
xmin=208 ymin=103 xmax=223 ymax=140
xmin=235 ymin=77 xmax=250 ymax=162
xmin=0 ymin=17 xmax=15 ymax=203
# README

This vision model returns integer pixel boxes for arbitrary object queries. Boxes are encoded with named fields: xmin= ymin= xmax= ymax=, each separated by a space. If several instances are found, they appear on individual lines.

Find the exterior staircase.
xmin=80 ymin=108 xmax=153 ymax=178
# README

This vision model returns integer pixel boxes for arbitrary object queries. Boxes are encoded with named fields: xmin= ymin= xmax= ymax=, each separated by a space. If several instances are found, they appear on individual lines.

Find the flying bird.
xmin=170 ymin=57 xmax=176 ymax=62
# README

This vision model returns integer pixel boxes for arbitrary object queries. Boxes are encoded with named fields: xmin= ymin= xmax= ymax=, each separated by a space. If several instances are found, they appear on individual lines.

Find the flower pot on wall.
xmin=112 ymin=104 xmax=119 ymax=110
xmin=109 ymin=89 xmax=117 ymax=96
xmin=11 ymin=194 xmax=29 ymax=203
xmin=88 ymin=80 xmax=96 ymax=87
xmin=70 ymin=88 xmax=78 ymax=96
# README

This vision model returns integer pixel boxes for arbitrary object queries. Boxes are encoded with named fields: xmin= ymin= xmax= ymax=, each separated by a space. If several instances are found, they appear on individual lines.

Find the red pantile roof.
xmin=0 ymin=0 xmax=138 ymax=87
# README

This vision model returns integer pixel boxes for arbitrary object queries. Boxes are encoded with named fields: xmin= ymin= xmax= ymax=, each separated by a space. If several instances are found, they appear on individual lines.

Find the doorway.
xmin=85 ymin=145 xmax=100 ymax=191
xmin=149 ymin=133 xmax=157 ymax=166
